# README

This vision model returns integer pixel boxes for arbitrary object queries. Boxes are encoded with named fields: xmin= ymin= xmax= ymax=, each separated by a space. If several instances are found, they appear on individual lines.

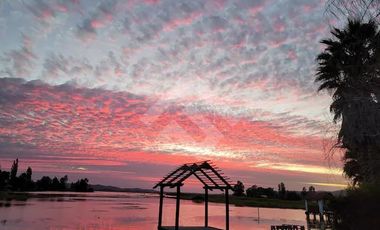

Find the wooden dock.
xmin=160 ymin=227 xmax=222 ymax=230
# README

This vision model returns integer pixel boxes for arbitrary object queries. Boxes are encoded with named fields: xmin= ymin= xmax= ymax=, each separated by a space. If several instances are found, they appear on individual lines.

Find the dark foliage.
xmin=316 ymin=18 xmax=380 ymax=229
xmin=286 ymin=191 xmax=301 ymax=201
xmin=246 ymin=185 xmax=277 ymax=198
xmin=71 ymin=178 xmax=93 ymax=192
xmin=36 ymin=176 xmax=52 ymax=191
xmin=331 ymin=185 xmax=380 ymax=230
xmin=10 ymin=158 xmax=18 ymax=189
xmin=191 ymin=194 xmax=205 ymax=203
xmin=0 ymin=170 xmax=10 ymax=190
xmin=316 ymin=19 xmax=380 ymax=185
xmin=233 ymin=180 xmax=245 ymax=196
xmin=246 ymin=183 xmax=303 ymax=201
xmin=278 ymin=182 xmax=286 ymax=199
xmin=308 ymin=186 xmax=315 ymax=192
xmin=301 ymin=187 xmax=307 ymax=199
xmin=0 ymin=159 xmax=92 ymax=192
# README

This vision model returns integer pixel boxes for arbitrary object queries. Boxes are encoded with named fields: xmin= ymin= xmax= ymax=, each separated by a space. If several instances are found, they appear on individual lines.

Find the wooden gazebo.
xmin=304 ymin=192 xmax=334 ymax=224
xmin=153 ymin=161 xmax=233 ymax=230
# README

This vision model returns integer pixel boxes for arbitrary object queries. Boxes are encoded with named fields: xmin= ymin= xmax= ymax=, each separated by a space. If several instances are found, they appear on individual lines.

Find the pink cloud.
xmin=249 ymin=6 xmax=264 ymax=16
xmin=144 ymin=0 xmax=160 ymax=4
xmin=274 ymin=21 xmax=286 ymax=32
xmin=287 ymin=50 xmax=297 ymax=60
xmin=163 ymin=12 xmax=202 ymax=32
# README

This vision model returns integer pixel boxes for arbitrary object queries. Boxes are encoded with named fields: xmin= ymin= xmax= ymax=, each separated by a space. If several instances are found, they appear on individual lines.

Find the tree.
xmin=10 ymin=158 xmax=18 ymax=183
xmin=18 ymin=173 xmax=28 ymax=191
xmin=326 ymin=0 xmax=380 ymax=23
xmin=71 ymin=178 xmax=92 ymax=192
xmin=316 ymin=19 xmax=380 ymax=185
xmin=246 ymin=185 xmax=258 ymax=197
xmin=233 ymin=181 xmax=245 ymax=196
xmin=59 ymin=175 xmax=68 ymax=191
xmin=26 ymin=167 xmax=32 ymax=181
xmin=9 ymin=158 xmax=19 ymax=189
xmin=278 ymin=182 xmax=286 ymax=199
xmin=308 ymin=186 xmax=316 ymax=192
xmin=0 ymin=170 xmax=10 ymax=190
xmin=24 ymin=167 xmax=34 ymax=191
xmin=36 ymin=176 xmax=52 ymax=191
xmin=301 ymin=187 xmax=308 ymax=199
xmin=331 ymin=185 xmax=380 ymax=229
xmin=51 ymin=177 xmax=60 ymax=191
xmin=246 ymin=185 xmax=277 ymax=198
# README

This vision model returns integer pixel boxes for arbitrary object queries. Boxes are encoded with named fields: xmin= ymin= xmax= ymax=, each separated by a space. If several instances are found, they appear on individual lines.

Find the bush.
xmin=191 ymin=194 xmax=204 ymax=203
xmin=331 ymin=185 xmax=380 ymax=230
xmin=246 ymin=185 xmax=277 ymax=198
xmin=286 ymin=191 xmax=301 ymax=201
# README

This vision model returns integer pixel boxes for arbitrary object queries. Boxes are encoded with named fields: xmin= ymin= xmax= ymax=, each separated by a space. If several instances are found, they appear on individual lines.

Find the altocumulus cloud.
xmin=0 ymin=0 xmax=346 ymax=189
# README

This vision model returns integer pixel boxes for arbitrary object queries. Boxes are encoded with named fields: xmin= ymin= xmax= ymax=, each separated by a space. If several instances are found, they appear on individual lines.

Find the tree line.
xmin=232 ymin=180 xmax=316 ymax=201
xmin=0 ymin=159 xmax=93 ymax=192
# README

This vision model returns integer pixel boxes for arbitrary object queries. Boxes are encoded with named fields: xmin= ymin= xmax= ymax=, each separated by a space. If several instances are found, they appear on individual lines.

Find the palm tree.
xmin=316 ymin=19 xmax=380 ymax=184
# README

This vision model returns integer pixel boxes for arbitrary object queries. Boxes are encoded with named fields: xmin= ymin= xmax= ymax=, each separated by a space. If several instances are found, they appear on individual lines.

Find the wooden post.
xmin=158 ymin=185 xmax=164 ymax=229
xmin=304 ymin=200 xmax=308 ymax=212
xmin=257 ymin=207 xmax=260 ymax=223
xmin=175 ymin=185 xmax=181 ymax=230
xmin=225 ymin=188 xmax=229 ymax=230
xmin=318 ymin=200 xmax=324 ymax=222
xmin=205 ymin=187 xmax=208 ymax=227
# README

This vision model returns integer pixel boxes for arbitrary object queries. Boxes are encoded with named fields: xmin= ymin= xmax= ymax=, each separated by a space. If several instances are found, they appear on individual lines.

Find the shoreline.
xmin=170 ymin=193 xmax=305 ymax=209
xmin=1 ymin=191 xmax=305 ymax=210
xmin=166 ymin=192 xmax=305 ymax=210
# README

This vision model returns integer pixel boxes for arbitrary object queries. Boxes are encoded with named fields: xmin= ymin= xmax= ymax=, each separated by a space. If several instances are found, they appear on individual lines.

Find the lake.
xmin=0 ymin=192 xmax=307 ymax=230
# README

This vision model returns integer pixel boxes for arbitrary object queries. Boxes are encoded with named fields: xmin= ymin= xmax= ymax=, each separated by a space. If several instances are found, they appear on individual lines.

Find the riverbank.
xmin=1 ymin=191 xmax=305 ymax=210
xmin=0 ymin=190 xmax=158 ymax=202
xmin=0 ymin=191 xmax=108 ymax=201
xmin=0 ymin=191 xmax=30 ymax=201
xmin=167 ymin=192 xmax=305 ymax=210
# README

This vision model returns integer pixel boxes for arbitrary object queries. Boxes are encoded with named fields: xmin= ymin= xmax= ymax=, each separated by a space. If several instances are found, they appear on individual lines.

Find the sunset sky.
xmin=0 ymin=0 xmax=347 ymax=191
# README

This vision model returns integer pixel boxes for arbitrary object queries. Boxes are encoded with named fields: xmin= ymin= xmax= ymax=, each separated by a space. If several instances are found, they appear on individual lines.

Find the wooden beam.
xmin=198 ymin=168 xmax=222 ymax=190
xmin=209 ymin=167 xmax=232 ymax=189
xmin=168 ymin=183 xmax=184 ymax=188
xmin=158 ymin=186 xmax=164 ymax=229
xmin=193 ymin=171 xmax=208 ymax=187
xmin=205 ymin=188 xmax=208 ymax=227
xmin=175 ymin=170 xmax=196 ymax=185
xmin=154 ymin=166 xmax=184 ymax=188
xmin=175 ymin=185 xmax=181 ymax=230
xmin=166 ymin=168 xmax=189 ymax=185
xmin=225 ymin=189 xmax=229 ymax=230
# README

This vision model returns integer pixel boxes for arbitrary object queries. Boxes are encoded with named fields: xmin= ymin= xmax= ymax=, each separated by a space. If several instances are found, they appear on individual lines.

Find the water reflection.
xmin=1 ymin=192 xmax=306 ymax=230
xmin=0 ymin=201 xmax=31 ymax=207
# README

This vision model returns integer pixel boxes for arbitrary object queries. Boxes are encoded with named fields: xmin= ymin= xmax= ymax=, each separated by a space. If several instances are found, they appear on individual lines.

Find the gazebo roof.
xmin=306 ymin=191 xmax=334 ymax=201
xmin=153 ymin=161 xmax=233 ymax=190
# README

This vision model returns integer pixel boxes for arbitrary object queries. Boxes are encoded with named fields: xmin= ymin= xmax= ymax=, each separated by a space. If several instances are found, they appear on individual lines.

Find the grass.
xmin=0 ymin=191 xmax=91 ymax=201
xmin=0 ymin=191 xmax=29 ymax=201
xmin=167 ymin=193 xmax=305 ymax=210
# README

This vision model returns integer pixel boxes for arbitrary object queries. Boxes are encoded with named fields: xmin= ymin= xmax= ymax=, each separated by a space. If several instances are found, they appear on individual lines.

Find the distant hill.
xmin=90 ymin=184 xmax=157 ymax=193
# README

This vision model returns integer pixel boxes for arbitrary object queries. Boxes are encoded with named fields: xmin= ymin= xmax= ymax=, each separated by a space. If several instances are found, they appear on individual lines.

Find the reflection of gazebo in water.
xmin=153 ymin=161 xmax=233 ymax=230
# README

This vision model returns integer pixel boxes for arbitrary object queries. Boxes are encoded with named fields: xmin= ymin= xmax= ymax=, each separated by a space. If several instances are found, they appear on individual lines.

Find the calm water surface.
xmin=0 ymin=192 xmax=306 ymax=230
